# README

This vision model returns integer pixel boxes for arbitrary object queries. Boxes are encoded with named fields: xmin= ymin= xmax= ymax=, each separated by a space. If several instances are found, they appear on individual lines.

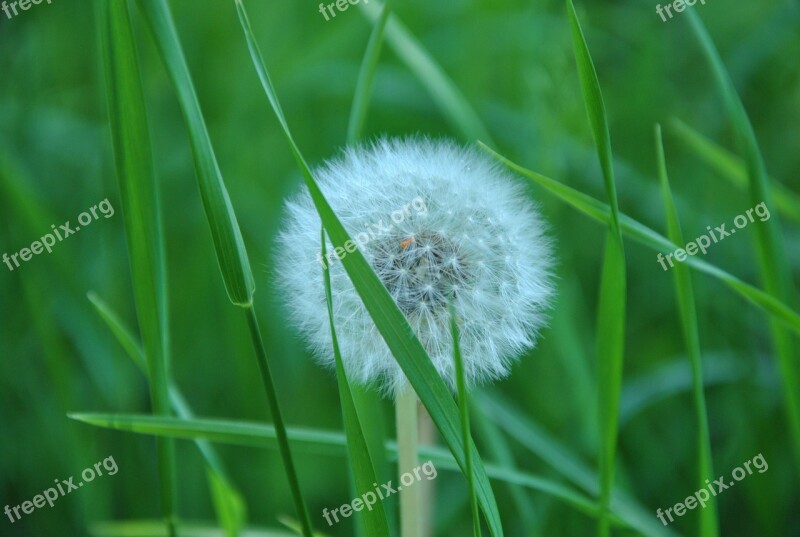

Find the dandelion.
xmin=276 ymin=137 xmax=555 ymax=395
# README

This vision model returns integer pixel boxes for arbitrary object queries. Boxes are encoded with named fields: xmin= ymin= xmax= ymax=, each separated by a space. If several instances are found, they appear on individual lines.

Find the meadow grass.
xmin=3 ymin=0 xmax=798 ymax=535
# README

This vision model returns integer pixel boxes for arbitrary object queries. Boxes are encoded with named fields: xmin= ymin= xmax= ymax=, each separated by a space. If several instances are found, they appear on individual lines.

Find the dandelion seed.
xmin=276 ymin=137 xmax=555 ymax=395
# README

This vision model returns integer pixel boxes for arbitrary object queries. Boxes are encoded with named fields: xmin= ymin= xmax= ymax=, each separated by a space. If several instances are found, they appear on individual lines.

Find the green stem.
xmin=452 ymin=310 xmax=480 ymax=537
xmin=244 ymin=306 xmax=314 ymax=537
xmin=397 ymin=386 xmax=421 ymax=537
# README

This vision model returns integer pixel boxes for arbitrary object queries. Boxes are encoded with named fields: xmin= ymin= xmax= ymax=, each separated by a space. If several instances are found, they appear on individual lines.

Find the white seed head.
xmin=275 ymin=137 xmax=554 ymax=395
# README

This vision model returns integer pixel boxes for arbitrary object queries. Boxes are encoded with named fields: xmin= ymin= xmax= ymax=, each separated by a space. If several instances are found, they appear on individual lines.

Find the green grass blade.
xmin=450 ymin=304 xmax=481 ymax=537
xmin=347 ymin=1 xmax=390 ymax=145
xmin=100 ymin=1 xmax=175 ymax=533
xmin=132 ymin=1 xmax=312 ymax=529
xmin=89 ymin=520 xmax=294 ymax=537
xmin=667 ymin=118 xmax=800 ymax=224
xmin=565 ymin=3 xmax=626 ymax=535
xmin=234 ymin=2 xmax=504 ymax=534
xmin=479 ymin=143 xmax=800 ymax=336
xmin=87 ymin=291 xmax=147 ymax=371
xmin=685 ymin=9 xmax=800 ymax=471
xmin=67 ymin=412 xmax=654 ymax=532
xmin=87 ymin=292 xmax=246 ymax=537
xmin=345 ymin=7 xmax=397 ymax=529
xmin=243 ymin=307 xmax=315 ymax=536
xmin=477 ymin=393 xmax=679 ymax=537
xmin=133 ymin=0 xmax=254 ymax=307
xmin=654 ymin=124 xmax=718 ymax=537
xmin=471 ymin=406 xmax=537 ymax=535
xmin=321 ymin=231 xmax=391 ymax=536
xmin=358 ymin=1 xmax=495 ymax=145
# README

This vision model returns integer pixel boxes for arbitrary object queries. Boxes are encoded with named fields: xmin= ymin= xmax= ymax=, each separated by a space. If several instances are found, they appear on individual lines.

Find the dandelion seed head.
xmin=276 ymin=137 xmax=555 ymax=395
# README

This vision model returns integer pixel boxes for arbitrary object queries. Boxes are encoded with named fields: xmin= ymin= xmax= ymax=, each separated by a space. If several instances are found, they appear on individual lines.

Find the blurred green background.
xmin=1 ymin=0 xmax=798 ymax=535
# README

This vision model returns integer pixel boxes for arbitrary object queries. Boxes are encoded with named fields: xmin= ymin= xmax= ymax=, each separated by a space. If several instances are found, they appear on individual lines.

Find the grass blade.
xmin=479 ymin=143 xmax=800 ymax=336
xmin=471 ymin=407 xmax=537 ymax=535
xmin=667 ymin=118 xmax=800 ymax=224
xmin=321 ymin=231 xmax=391 ymax=536
xmin=243 ymin=308 xmax=315 ymax=536
xmin=68 ymin=412 xmax=662 ymax=532
xmin=132 ymin=1 xmax=313 ymax=531
xmin=654 ymin=124 xmax=718 ymax=537
xmin=87 ymin=292 xmax=246 ymax=537
xmin=100 ymin=1 xmax=175 ymax=532
xmin=133 ymin=0 xmax=254 ymax=307
xmin=565 ymin=3 xmax=626 ymax=535
xmin=685 ymin=8 xmax=800 ymax=471
xmin=358 ymin=1 xmax=495 ymax=145
xmin=345 ymin=7 xmax=397 ymax=529
xmin=347 ymin=1 xmax=390 ymax=145
xmin=450 ymin=304 xmax=481 ymax=536
xmin=234 ymin=2 xmax=504 ymax=534
xmin=477 ymin=393 xmax=679 ymax=537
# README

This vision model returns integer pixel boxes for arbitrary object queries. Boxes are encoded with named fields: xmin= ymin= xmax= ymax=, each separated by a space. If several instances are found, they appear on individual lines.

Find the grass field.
xmin=1 ymin=0 xmax=799 ymax=536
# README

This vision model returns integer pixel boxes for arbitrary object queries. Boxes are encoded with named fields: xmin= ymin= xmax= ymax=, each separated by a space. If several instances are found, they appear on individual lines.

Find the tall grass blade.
xmin=132 ymin=1 xmax=313 ymax=531
xmin=667 ymin=118 xmax=800 ymax=224
xmin=450 ymin=304 xmax=481 ymax=536
xmin=133 ymin=0 xmax=254 ymax=307
xmin=358 ymin=1 xmax=495 ymax=145
xmin=243 ymin=307 xmax=315 ymax=536
xmin=565 ymin=3 xmax=626 ymax=535
xmin=347 ymin=1 xmax=390 ymax=145
xmin=477 ymin=393 xmax=679 ymax=537
xmin=234 ymin=2 xmax=504 ymax=534
xmin=471 ymin=407 xmax=537 ymax=535
xmin=345 ymin=8 xmax=397 ymax=529
xmin=321 ymin=231 xmax=391 ymax=536
xmin=479 ymin=143 xmax=800 ymax=336
xmin=87 ymin=292 xmax=246 ymax=537
xmin=685 ymin=9 xmax=800 ymax=471
xmin=100 ymin=1 xmax=175 ymax=533
xmin=654 ymin=125 xmax=718 ymax=537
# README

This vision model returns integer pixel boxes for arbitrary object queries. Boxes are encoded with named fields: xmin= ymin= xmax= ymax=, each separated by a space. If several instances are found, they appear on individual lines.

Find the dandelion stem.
xmin=396 ymin=386 xmax=422 ymax=537
xmin=244 ymin=305 xmax=314 ymax=537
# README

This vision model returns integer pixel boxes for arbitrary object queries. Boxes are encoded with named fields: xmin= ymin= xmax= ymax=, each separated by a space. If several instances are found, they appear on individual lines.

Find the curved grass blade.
xmin=685 ymin=9 xmax=800 ymax=471
xmin=234 ymin=2 xmax=503 ymax=534
xmin=357 ymin=1 xmax=495 ymax=145
xmin=450 ymin=304 xmax=481 ymax=536
xmin=667 ymin=118 xmax=800 ymax=224
xmin=476 ymin=393 xmax=679 ymax=537
xmin=565 ymin=3 xmax=626 ymax=534
xmin=654 ymin=125 xmax=718 ymax=537
xmin=345 ymin=8 xmax=397 ymax=529
xmin=133 ymin=0 xmax=254 ymax=307
xmin=321 ymin=231 xmax=391 ymax=536
xmin=479 ymin=143 xmax=800 ymax=336
xmin=347 ymin=1 xmax=390 ymax=145
xmin=87 ymin=292 xmax=246 ymax=537
xmin=100 ymin=1 xmax=175 ymax=532
xmin=132 ymin=1 xmax=313 ymax=532
xmin=68 ymin=413 xmax=634 ymax=528
xmin=471 ymin=407 xmax=538 ymax=535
